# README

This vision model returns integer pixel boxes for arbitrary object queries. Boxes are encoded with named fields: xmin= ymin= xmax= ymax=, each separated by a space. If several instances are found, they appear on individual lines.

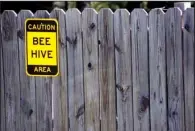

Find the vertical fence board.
xmin=66 ymin=8 xmax=84 ymax=131
xmin=131 ymin=9 xmax=149 ymax=131
xmin=17 ymin=10 xmax=36 ymax=131
xmin=114 ymin=9 xmax=133 ymax=131
xmin=1 ymin=10 xmax=20 ymax=131
xmin=82 ymin=8 xmax=100 ymax=131
xmin=0 ymin=13 xmax=6 ymax=131
xmin=183 ymin=8 xmax=194 ymax=131
xmin=50 ymin=9 xmax=68 ymax=131
xmin=165 ymin=8 xmax=184 ymax=131
xmin=34 ymin=10 xmax=53 ymax=131
xmin=149 ymin=9 xmax=167 ymax=131
xmin=98 ymin=8 xmax=116 ymax=131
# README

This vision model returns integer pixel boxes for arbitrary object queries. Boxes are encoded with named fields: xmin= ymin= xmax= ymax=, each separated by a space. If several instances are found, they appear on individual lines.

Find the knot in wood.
xmin=87 ymin=62 xmax=93 ymax=70
xmin=60 ymin=39 xmax=66 ymax=48
xmin=116 ymin=84 xmax=130 ymax=92
xmin=89 ymin=23 xmax=95 ymax=30
xmin=66 ymin=36 xmax=72 ymax=44
xmin=114 ymin=44 xmax=122 ymax=54
xmin=116 ymin=84 xmax=123 ymax=92
xmin=76 ymin=104 xmax=84 ymax=119
xmin=184 ymin=24 xmax=190 ymax=32
xmin=29 ymin=109 xmax=33 ymax=117
xmin=172 ymin=111 xmax=178 ymax=117
xmin=98 ymin=40 xmax=101 ymax=45
xmin=139 ymin=96 xmax=149 ymax=113
xmin=17 ymin=29 xmax=24 ymax=40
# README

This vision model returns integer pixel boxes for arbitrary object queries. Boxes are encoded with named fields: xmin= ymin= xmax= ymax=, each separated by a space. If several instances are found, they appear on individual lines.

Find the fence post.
xmin=174 ymin=2 xmax=191 ymax=27
xmin=174 ymin=2 xmax=191 ymax=12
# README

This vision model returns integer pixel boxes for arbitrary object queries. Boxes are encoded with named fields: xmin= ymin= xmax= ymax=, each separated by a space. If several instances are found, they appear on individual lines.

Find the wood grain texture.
xmin=1 ymin=10 xmax=20 ymax=131
xmin=165 ymin=8 xmax=184 ymax=131
xmin=149 ymin=9 xmax=167 ymax=131
xmin=82 ymin=8 xmax=100 ymax=131
xmin=50 ymin=8 xmax=68 ymax=131
xmin=0 ymin=13 xmax=6 ymax=131
xmin=131 ymin=9 xmax=149 ymax=131
xmin=66 ymin=8 xmax=84 ymax=131
xmin=34 ymin=10 xmax=53 ymax=131
xmin=17 ymin=10 xmax=36 ymax=131
xmin=98 ymin=8 xmax=116 ymax=131
xmin=114 ymin=9 xmax=133 ymax=131
xmin=183 ymin=8 xmax=194 ymax=131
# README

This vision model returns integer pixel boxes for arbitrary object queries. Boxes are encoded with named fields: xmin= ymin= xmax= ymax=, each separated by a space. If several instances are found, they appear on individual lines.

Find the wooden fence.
xmin=0 ymin=7 xmax=194 ymax=131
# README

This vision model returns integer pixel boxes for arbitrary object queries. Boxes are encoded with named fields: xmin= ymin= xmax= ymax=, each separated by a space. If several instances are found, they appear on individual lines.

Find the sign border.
xmin=25 ymin=18 xmax=59 ymax=77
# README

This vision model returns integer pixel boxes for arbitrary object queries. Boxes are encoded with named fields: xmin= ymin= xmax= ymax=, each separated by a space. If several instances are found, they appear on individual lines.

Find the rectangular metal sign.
xmin=25 ymin=19 xmax=59 ymax=76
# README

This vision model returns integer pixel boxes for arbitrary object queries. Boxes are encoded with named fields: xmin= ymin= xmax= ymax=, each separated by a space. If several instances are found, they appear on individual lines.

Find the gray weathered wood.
xmin=0 ymin=13 xmax=6 ymax=131
xmin=34 ymin=10 xmax=53 ymax=131
xmin=82 ymin=8 xmax=100 ymax=131
xmin=98 ymin=8 xmax=116 ymax=131
xmin=1 ymin=10 xmax=20 ymax=131
xmin=149 ymin=9 xmax=167 ymax=131
xmin=183 ymin=8 xmax=194 ymax=131
xmin=114 ymin=9 xmax=133 ymax=131
xmin=131 ymin=9 xmax=149 ymax=131
xmin=17 ymin=10 xmax=36 ymax=131
xmin=165 ymin=8 xmax=184 ymax=131
xmin=50 ymin=8 xmax=68 ymax=131
xmin=66 ymin=8 xmax=84 ymax=131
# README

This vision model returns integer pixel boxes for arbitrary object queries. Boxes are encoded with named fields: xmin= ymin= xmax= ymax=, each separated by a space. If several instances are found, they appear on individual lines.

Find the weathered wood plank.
xmin=131 ymin=9 xmax=149 ymax=131
xmin=183 ymin=8 xmax=194 ymax=131
xmin=1 ymin=10 xmax=20 ymax=131
xmin=66 ymin=8 xmax=84 ymax=131
xmin=165 ymin=8 xmax=184 ymax=131
xmin=34 ymin=10 xmax=53 ymax=131
xmin=0 ymin=13 xmax=6 ymax=131
xmin=17 ymin=10 xmax=36 ymax=131
xmin=82 ymin=8 xmax=100 ymax=131
xmin=98 ymin=8 xmax=116 ymax=131
xmin=149 ymin=9 xmax=167 ymax=131
xmin=114 ymin=9 xmax=133 ymax=131
xmin=50 ymin=9 xmax=68 ymax=131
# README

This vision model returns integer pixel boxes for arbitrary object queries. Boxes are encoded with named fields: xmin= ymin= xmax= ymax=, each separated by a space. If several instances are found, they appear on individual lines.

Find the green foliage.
xmin=90 ymin=2 xmax=128 ymax=11
xmin=68 ymin=1 xmax=76 ymax=8
xmin=140 ymin=1 xmax=149 ymax=12
xmin=53 ymin=2 xmax=194 ymax=12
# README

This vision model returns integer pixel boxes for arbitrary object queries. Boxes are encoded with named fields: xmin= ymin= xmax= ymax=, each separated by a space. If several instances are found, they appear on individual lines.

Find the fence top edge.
xmin=165 ymin=7 xmax=182 ymax=15
xmin=149 ymin=8 xmax=165 ymax=15
xmin=115 ymin=9 xmax=130 ymax=15
xmin=1 ymin=10 xmax=17 ymax=16
xmin=82 ymin=8 xmax=98 ymax=14
xmin=18 ymin=10 xmax=34 ymax=16
xmin=50 ymin=8 xmax=66 ymax=15
xmin=1 ymin=7 xmax=194 ymax=16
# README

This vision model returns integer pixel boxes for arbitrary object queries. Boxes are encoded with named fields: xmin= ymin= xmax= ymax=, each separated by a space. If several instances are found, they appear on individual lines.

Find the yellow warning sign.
xmin=25 ymin=19 xmax=59 ymax=76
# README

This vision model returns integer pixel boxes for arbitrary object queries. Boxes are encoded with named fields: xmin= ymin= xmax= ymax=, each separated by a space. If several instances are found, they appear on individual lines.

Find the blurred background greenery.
xmin=1 ymin=1 xmax=194 ymax=13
